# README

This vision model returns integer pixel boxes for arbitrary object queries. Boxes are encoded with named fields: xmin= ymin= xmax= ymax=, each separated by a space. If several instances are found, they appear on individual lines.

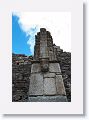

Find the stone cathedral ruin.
xmin=12 ymin=28 xmax=71 ymax=102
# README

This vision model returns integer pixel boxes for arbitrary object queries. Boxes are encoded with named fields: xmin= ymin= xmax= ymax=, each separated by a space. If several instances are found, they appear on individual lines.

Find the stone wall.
xmin=57 ymin=51 xmax=71 ymax=102
xmin=29 ymin=62 xmax=67 ymax=102
xmin=12 ymin=53 xmax=33 ymax=102
xmin=12 ymin=50 xmax=71 ymax=102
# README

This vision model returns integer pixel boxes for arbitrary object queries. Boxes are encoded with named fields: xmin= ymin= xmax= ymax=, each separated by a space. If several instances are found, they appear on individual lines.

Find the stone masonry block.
xmin=49 ymin=63 xmax=61 ymax=73
xmin=29 ymin=73 xmax=43 ymax=95
xmin=31 ymin=63 xmax=41 ymax=73
xmin=29 ymin=95 xmax=67 ymax=102
xmin=55 ymin=75 xmax=66 ymax=95
xmin=44 ymin=78 xmax=56 ymax=95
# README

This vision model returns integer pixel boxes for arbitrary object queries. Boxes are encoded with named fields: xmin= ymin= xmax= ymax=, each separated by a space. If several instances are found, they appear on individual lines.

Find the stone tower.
xmin=28 ymin=28 xmax=67 ymax=102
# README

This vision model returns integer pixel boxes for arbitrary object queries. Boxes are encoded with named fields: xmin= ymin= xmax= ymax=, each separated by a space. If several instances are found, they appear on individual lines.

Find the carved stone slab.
xmin=29 ymin=73 xmax=43 ymax=95
xmin=44 ymin=78 xmax=56 ymax=95
xmin=55 ymin=75 xmax=66 ymax=95
xmin=31 ymin=63 xmax=41 ymax=73
xmin=49 ymin=63 xmax=61 ymax=73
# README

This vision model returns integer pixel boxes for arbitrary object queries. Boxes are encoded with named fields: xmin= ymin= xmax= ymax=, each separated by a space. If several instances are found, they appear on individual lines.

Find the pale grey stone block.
xmin=55 ymin=75 xmax=66 ymax=95
xmin=40 ymin=47 xmax=48 ymax=58
xmin=29 ymin=73 xmax=43 ymax=95
xmin=44 ymin=72 xmax=55 ymax=78
xmin=49 ymin=63 xmax=61 ymax=73
xmin=31 ymin=63 xmax=41 ymax=73
xmin=29 ymin=95 xmax=67 ymax=102
xmin=40 ymin=39 xmax=48 ymax=58
xmin=44 ymin=78 xmax=57 ymax=95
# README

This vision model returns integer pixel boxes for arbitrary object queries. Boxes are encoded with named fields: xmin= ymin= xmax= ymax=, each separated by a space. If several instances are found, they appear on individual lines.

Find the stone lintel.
xmin=49 ymin=63 xmax=61 ymax=73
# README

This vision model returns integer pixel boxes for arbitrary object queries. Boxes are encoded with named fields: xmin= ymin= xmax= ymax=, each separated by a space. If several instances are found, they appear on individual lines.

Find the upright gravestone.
xmin=28 ymin=28 xmax=67 ymax=102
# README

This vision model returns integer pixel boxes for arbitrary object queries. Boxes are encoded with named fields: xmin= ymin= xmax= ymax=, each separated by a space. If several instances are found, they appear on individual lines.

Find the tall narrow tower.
xmin=29 ymin=28 xmax=67 ymax=102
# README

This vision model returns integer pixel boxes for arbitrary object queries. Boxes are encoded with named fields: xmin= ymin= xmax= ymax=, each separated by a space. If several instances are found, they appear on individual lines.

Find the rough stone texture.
xmin=57 ymin=52 xmax=71 ymax=101
xmin=29 ymin=73 xmax=43 ymax=95
xmin=43 ymin=72 xmax=55 ymax=78
xmin=29 ymin=95 xmax=67 ymax=102
xmin=12 ymin=53 xmax=32 ymax=102
xmin=28 ymin=28 xmax=67 ymax=101
xmin=31 ymin=63 xmax=41 ymax=73
xmin=12 ymin=51 xmax=71 ymax=102
xmin=44 ymin=78 xmax=56 ymax=95
xmin=49 ymin=63 xmax=61 ymax=73
xmin=12 ymin=28 xmax=71 ymax=102
xmin=55 ymin=75 xmax=66 ymax=95
xmin=40 ymin=58 xmax=49 ymax=72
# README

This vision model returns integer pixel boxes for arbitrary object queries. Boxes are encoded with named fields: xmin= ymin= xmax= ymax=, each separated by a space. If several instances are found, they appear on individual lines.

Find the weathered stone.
xmin=55 ymin=75 xmax=66 ymax=95
xmin=44 ymin=72 xmax=55 ymax=78
xmin=12 ymin=28 xmax=71 ymax=102
xmin=40 ymin=58 xmax=49 ymax=72
xmin=44 ymin=78 xmax=56 ymax=95
xmin=49 ymin=63 xmax=61 ymax=73
xmin=31 ymin=63 xmax=41 ymax=73
xmin=34 ymin=28 xmax=57 ymax=61
xmin=49 ymin=51 xmax=54 ymax=61
xmin=56 ymin=72 xmax=62 ymax=75
xmin=29 ymin=95 xmax=67 ymax=102
xmin=29 ymin=73 xmax=43 ymax=95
